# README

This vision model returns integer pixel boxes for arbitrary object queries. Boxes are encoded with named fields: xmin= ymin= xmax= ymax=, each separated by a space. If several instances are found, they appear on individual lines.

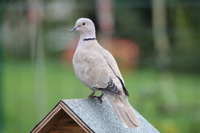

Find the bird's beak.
xmin=70 ymin=27 xmax=76 ymax=32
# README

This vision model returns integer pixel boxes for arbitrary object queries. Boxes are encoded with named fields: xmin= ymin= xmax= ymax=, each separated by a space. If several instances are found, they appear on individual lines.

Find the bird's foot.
xmin=93 ymin=94 xmax=104 ymax=103
xmin=88 ymin=91 xmax=95 ymax=98
xmin=88 ymin=92 xmax=104 ymax=102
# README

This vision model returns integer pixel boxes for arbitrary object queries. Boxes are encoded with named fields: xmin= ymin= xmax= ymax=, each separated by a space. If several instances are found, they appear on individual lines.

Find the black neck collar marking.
xmin=83 ymin=38 xmax=96 ymax=41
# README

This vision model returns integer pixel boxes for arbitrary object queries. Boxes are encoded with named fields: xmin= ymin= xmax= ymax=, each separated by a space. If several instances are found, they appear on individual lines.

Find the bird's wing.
xmin=99 ymin=46 xmax=129 ymax=96
xmin=73 ymin=42 xmax=120 ymax=95
xmin=100 ymin=49 xmax=124 ymax=82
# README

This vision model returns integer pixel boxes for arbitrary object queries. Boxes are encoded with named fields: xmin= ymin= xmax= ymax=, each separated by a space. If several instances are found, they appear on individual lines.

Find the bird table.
xmin=31 ymin=98 xmax=159 ymax=133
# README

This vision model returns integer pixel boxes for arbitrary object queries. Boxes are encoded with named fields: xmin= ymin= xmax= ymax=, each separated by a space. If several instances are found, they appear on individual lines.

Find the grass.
xmin=2 ymin=60 xmax=200 ymax=133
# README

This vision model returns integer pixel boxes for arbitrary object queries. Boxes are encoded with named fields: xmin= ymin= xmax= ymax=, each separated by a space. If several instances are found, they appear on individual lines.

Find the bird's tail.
xmin=105 ymin=94 xmax=140 ymax=128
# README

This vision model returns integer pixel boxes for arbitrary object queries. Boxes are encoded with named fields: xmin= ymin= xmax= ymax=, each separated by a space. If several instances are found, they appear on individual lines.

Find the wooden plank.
xmin=31 ymin=101 xmax=93 ymax=133
xmin=49 ymin=114 xmax=85 ymax=133
xmin=59 ymin=101 xmax=94 ymax=133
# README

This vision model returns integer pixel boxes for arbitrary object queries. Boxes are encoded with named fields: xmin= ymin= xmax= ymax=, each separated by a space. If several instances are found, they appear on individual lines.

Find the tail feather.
xmin=106 ymin=94 xmax=140 ymax=128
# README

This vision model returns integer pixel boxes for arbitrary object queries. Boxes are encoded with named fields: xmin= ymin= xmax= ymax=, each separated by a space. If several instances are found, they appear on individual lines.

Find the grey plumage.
xmin=94 ymin=78 xmax=120 ymax=95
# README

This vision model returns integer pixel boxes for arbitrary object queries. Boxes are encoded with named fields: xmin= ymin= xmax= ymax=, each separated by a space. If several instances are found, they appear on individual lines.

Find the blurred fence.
xmin=1 ymin=0 xmax=200 ymax=71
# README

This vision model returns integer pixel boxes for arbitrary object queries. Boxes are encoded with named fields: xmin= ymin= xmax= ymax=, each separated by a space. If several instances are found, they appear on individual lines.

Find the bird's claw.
xmin=92 ymin=94 xmax=104 ymax=103
xmin=88 ymin=92 xmax=104 ymax=102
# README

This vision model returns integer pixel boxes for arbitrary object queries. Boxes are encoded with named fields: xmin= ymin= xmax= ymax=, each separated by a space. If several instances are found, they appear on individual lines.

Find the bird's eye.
xmin=82 ymin=23 xmax=85 ymax=25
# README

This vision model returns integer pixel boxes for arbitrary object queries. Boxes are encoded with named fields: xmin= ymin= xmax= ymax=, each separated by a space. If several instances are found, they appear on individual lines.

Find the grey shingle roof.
xmin=62 ymin=97 xmax=159 ymax=133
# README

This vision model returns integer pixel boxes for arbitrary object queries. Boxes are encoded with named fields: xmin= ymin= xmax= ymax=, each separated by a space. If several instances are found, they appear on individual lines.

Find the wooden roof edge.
xmin=30 ymin=100 xmax=94 ymax=133
xmin=59 ymin=100 xmax=94 ymax=133
xmin=30 ymin=101 xmax=62 ymax=133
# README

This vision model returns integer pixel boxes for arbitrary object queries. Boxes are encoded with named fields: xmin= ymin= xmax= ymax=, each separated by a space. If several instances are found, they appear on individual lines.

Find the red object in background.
xmin=107 ymin=38 xmax=140 ymax=70
xmin=62 ymin=37 xmax=139 ymax=70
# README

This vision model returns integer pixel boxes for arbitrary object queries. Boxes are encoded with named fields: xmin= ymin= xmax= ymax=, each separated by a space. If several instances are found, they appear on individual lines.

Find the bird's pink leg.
xmin=88 ymin=91 xmax=95 ymax=98
xmin=88 ymin=91 xmax=104 ymax=102
xmin=94 ymin=93 xmax=104 ymax=102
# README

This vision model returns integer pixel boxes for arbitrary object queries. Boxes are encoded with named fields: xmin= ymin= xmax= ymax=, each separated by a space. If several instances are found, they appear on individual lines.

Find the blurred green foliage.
xmin=114 ymin=0 xmax=200 ymax=72
xmin=3 ymin=60 xmax=200 ymax=133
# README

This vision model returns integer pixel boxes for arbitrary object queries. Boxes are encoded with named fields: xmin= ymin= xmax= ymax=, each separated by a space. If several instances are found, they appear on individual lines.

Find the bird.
xmin=71 ymin=18 xmax=140 ymax=128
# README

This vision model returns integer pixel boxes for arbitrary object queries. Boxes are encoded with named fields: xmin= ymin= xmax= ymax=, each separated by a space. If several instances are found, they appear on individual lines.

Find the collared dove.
xmin=71 ymin=18 xmax=140 ymax=128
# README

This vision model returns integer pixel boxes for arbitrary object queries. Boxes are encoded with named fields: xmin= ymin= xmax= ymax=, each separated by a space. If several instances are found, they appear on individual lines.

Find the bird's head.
xmin=71 ymin=18 xmax=96 ymax=38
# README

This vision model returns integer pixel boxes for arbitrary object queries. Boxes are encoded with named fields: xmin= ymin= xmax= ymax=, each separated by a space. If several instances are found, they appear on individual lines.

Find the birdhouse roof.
xmin=31 ymin=98 xmax=159 ymax=133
